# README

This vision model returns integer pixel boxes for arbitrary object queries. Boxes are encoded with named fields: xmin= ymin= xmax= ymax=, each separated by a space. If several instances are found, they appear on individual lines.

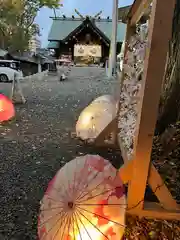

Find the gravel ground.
xmin=0 ymin=67 xmax=123 ymax=239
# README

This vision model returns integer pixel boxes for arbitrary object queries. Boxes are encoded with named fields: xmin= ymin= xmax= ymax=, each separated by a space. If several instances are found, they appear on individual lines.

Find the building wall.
xmin=29 ymin=36 xmax=41 ymax=53
xmin=55 ymin=27 xmax=109 ymax=62
xmin=55 ymin=41 xmax=121 ymax=64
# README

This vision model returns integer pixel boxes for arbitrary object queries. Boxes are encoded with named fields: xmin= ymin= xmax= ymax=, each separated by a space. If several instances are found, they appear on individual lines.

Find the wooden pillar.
xmin=10 ymin=73 xmax=26 ymax=104
xmin=127 ymin=0 xmax=176 ymax=210
xmin=38 ymin=62 xmax=42 ymax=73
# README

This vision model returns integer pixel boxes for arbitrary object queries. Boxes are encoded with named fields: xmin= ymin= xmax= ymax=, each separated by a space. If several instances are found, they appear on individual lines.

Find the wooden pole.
xmin=10 ymin=73 xmax=26 ymax=104
xmin=108 ymin=0 xmax=118 ymax=78
xmin=127 ymin=0 xmax=176 ymax=210
xmin=130 ymin=0 xmax=152 ymax=26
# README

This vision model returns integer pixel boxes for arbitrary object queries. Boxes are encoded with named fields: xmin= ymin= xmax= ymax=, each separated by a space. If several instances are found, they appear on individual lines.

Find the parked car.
xmin=0 ymin=60 xmax=23 ymax=82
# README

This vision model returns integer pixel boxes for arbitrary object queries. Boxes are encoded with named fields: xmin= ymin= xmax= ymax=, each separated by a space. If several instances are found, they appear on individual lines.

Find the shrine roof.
xmin=48 ymin=17 xmax=126 ymax=43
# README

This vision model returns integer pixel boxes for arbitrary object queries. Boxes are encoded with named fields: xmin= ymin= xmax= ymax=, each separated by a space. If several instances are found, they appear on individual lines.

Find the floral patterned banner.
xmin=74 ymin=44 xmax=102 ymax=57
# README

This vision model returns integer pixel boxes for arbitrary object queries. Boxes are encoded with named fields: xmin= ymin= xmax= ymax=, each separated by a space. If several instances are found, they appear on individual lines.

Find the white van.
xmin=0 ymin=60 xmax=23 ymax=82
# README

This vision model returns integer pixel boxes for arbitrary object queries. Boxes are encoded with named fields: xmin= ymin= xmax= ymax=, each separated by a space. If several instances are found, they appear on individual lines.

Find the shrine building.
xmin=47 ymin=15 xmax=126 ymax=64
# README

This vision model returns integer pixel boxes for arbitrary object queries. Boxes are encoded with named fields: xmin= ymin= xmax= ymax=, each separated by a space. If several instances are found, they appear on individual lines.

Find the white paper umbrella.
xmin=92 ymin=95 xmax=117 ymax=104
xmin=76 ymin=95 xmax=117 ymax=141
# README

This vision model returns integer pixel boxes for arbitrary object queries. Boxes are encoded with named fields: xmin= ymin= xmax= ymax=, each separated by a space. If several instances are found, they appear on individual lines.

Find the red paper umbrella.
xmin=38 ymin=155 xmax=126 ymax=240
xmin=0 ymin=94 xmax=15 ymax=122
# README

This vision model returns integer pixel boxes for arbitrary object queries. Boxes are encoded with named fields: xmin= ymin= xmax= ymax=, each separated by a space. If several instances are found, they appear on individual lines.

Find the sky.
xmin=35 ymin=0 xmax=133 ymax=47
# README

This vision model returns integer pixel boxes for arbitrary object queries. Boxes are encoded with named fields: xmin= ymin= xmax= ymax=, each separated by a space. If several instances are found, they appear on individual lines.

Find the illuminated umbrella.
xmin=38 ymin=155 xmax=126 ymax=240
xmin=0 ymin=94 xmax=15 ymax=122
xmin=92 ymin=95 xmax=118 ymax=105
xmin=76 ymin=95 xmax=117 ymax=141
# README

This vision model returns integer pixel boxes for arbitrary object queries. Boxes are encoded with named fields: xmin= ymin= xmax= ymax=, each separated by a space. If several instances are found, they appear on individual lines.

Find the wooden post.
xmin=130 ymin=0 xmax=152 ymax=26
xmin=127 ymin=0 xmax=175 ymax=210
xmin=10 ymin=73 xmax=26 ymax=104
xmin=38 ymin=63 xmax=42 ymax=73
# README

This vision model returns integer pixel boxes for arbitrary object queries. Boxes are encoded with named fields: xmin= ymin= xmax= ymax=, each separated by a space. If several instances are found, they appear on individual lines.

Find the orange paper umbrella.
xmin=0 ymin=94 xmax=15 ymax=122
xmin=38 ymin=155 xmax=126 ymax=240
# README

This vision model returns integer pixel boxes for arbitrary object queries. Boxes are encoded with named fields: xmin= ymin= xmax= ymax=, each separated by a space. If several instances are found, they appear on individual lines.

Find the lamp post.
xmin=108 ymin=0 xmax=118 ymax=78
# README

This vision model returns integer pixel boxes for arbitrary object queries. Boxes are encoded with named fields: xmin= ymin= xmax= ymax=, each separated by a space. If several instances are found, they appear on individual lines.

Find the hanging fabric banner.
xmin=74 ymin=44 xmax=102 ymax=57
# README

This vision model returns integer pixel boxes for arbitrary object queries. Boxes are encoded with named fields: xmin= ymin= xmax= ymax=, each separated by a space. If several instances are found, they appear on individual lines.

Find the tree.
xmin=156 ymin=0 xmax=180 ymax=134
xmin=0 ymin=0 xmax=60 ymax=52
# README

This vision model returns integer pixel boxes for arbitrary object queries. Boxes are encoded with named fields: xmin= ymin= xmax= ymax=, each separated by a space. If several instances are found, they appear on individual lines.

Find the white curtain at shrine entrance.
xmin=74 ymin=44 xmax=102 ymax=57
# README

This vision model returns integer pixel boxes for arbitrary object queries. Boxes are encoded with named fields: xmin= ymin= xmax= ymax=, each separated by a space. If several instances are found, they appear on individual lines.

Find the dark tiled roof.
xmin=11 ymin=52 xmax=45 ymax=64
xmin=95 ymin=20 xmax=126 ymax=42
xmin=48 ymin=18 xmax=82 ymax=41
xmin=48 ymin=17 xmax=126 ymax=43
xmin=11 ymin=52 xmax=38 ymax=63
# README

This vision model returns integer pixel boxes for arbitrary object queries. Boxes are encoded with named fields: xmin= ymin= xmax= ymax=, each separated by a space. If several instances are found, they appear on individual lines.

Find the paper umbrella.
xmin=0 ymin=93 xmax=15 ymax=122
xmin=38 ymin=155 xmax=126 ymax=240
xmin=76 ymin=95 xmax=117 ymax=141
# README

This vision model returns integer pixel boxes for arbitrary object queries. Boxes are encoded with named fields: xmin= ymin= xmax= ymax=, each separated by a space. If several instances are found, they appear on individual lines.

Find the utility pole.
xmin=53 ymin=8 xmax=57 ymax=18
xmin=108 ymin=0 xmax=118 ymax=78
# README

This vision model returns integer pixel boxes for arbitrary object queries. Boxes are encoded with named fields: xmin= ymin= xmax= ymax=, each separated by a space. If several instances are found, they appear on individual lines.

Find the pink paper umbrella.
xmin=0 ymin=94 xmax=15 ymax=122
xmin=38 ymin=155 xmax=126 ymax=240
